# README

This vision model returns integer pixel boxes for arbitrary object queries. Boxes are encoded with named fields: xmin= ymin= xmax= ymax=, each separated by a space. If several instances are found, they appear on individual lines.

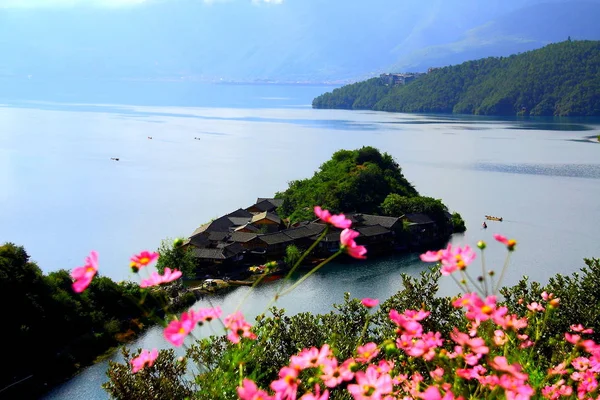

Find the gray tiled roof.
xmin=190 ymin=216 xmax=234 ymax=238
xmin=230 ymin=232 xmax=258 ymax=243
xmin=227 ymin=208 xmax=254 ymax=218
xmin=228 ymin=216 xmax=252 ymax=227
xmin=191 ymin=248 xmax=228 ymax=260
xmin=404 ymin=213 xmax=435 ymax=225
xmin=258 ymin=232 xmax=293 ymax=245
xmin=356 ymin=225 xmax=391 ymax=237
xmin=251 ymin=211 xmax=281 ymax=225
xmin=256 ymin=198 xmax=284 ymax=208
xmin=284 ymin=223 xmax=327 ymax=239
xmin=348 ymin=213 xmax=400 ymax=229
xmin=234 ymin=224 xmax=260 ymax=233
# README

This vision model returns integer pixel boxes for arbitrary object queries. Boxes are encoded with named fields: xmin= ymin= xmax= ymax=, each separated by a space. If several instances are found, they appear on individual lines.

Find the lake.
xmin=0 ymin=83 xmax=598 ymax=399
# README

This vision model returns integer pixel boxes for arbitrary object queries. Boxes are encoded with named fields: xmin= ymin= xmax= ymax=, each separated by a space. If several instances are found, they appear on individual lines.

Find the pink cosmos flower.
xmin=71 ymin=250 xmax=99 ymax=293
xmin=130 ymin=348 xmax=158 ymax=373
xmin=571 ymin=324 xmax=594 ymax=334
xmin=314 ymin=206 xmax=352 ymax=229
xmin=271 ymin=367 xmax=299 ymax=400
xmin=420 ymin=244 xmax=476 ymax=275
xmin=347 ymin=365 xmax=392 ymax=400
xmin=140 ymin=267 xmax=183 ymax=288
xmin=196 ymin=306 xmax=222 ymax=323
xmin=419 ymin=386 xmax=460 ymax=400
xmin=493 ymin=234 xmax=517 ymax=251
xmin=164 ymin=310 xmax=198 ymax=346
xmin=299 ymin=385 xmax=329 ymax=400
xmin=489 ymin=356 xmax=528 ymax=381
xmin=224 ymin=311 xmax=257 ymax=344
xmin=526 ymin=302 xmax=545 ymax=312
xmin=320 ymin=358 xmax=353 ymax=388
xmin=356 ymin=342 xmax=379 ymax=363
xmin=238 ymin=378 xmax=275 ymax=400
xmin=290 ymin=344 xmax=333 ymax=370
xmin=340 ymin=229 xmax=367 ymax=259
xmin=130 ymin=250 xmax=159 ymax=270
xmin=361 ymin=298 xmax=379 ymax=308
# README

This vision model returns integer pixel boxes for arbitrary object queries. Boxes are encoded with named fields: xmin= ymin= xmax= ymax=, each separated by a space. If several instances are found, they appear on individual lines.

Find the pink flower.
xmin=340 ymin=229 xmax=367 ymax=259
xmin=321 ymin=358 xmax=353 ymax=388
xmin=238 ymin=378 xmax=275 ymax=400
xmin=224 ymin=311 xmax=257 ymax=344
xmin=419 ymin=386 xmax=460 ymax=400
xmin=347 ymin=365 xmax=392 ymax=400
xmin=361 ymin=298 xmax=379 ymax=308
xmin=271 ymin=367 xmax=300 ymax=400
xmin=290 ymin=344 xmax=333 ymax=370
xmin=526 ymin=302 xmax=545 ymax=312
xmin=571 ymin=324 xmax=594 ymax=334
xmin=420 ymin=244 xmax=476 ymax=275
xmin=163 ymin=310 xmax=198 ymax=346
xmin=130 ymin=348 xmax=158 ymax=373
xmin=71 ymin=250 xmax=99 ymax=293
xmin=140 ymin=267 xmax=183 ymax=288
xmin=356 ymin=343 xmax=379 ymax=363
xmin=299 ymin=385 xmax=329 ymax=400
xmin=130 ymin=250 xmax=159 ymax=270
xmin=314 ymin=206 xmax=352 ymax=229
xmin=493 ymin=234 xmax=517 ymax=251
xmin=196 ymin=306 xmax=222 ymax=323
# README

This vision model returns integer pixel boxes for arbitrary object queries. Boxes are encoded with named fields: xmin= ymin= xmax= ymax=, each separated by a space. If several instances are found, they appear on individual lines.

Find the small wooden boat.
xmin=485 ymin=215 xmax=503 ymax=222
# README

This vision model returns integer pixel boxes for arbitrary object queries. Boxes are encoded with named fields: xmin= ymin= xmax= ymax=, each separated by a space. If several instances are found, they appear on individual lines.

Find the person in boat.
xmin=482 ymin=221 xmax=487 ymax=229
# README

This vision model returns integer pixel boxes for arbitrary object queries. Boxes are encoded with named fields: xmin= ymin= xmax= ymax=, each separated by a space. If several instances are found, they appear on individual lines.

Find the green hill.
xmin=275 ymin=146 xmax=465 ymax=233
xmin=313 ymin=40 xmax=600 ymax=116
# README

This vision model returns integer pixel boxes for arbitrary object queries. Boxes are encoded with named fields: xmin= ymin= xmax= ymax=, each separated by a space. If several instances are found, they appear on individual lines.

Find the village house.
xmin=183 ymin=197 xmax=450 ymax=277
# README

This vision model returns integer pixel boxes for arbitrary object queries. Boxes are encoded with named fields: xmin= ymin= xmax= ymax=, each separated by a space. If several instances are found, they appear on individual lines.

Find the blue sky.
xmin=0 ymin=0 xmax=598 ymax=82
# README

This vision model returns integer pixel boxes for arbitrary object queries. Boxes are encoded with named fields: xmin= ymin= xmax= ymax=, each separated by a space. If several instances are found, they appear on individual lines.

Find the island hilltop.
xmin=180 ymin=147 xmax=465 ymax=281
xmin=313 ymin=40 xmax=600 ymax=117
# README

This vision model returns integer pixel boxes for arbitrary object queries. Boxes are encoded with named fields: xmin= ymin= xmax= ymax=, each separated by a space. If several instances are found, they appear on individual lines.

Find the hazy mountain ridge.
xmin=0 ymin=0 xmax=599 ymax=83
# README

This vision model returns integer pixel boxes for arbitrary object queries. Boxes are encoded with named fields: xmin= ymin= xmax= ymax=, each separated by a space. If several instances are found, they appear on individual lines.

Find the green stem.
xmin=481 ymin=249 xmax=489 ymax=297
xmin=277 ymin=252 xmax=341 ymax=298
xmin=493 ymin=252 xmax=512 ymax=294
xmin=263 ymin=227 xmax=329 ymax=310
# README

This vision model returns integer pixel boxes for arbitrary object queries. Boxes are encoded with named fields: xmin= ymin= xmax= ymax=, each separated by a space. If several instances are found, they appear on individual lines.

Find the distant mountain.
xmin=0 ymin=0 xmax=599 ymax=83
xmin=312 ymin=41 xmax=600 ymax=117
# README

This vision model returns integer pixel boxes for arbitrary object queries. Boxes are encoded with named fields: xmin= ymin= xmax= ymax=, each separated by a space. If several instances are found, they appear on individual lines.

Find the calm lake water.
xmin=0 ymin=83 xmax=598 ymax=399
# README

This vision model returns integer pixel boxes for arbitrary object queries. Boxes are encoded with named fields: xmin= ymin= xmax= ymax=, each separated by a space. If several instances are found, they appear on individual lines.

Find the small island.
xmin=179 ymin=147 xmax=465 ymax=284
xmin=312 ymin=40 xmax=600 ymax=117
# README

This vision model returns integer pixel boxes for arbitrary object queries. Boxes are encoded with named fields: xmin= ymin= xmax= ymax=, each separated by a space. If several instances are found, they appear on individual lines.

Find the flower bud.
xmin=477 ymin=240 xmax=486 ymax=250
xmin=131 ymin=265 xmax=139 ymax=273
xmin=173 ymin=238 xmax=184 ymax=247
xmin=549 ymin=298 xmax=560 ymax=308
xmin=489 ymin=270 xmax=495 ymax=276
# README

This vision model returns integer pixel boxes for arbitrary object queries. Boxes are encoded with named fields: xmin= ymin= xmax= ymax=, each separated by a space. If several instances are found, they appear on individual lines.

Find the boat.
xmin=485 ymin=215 xmax=503 ymax=222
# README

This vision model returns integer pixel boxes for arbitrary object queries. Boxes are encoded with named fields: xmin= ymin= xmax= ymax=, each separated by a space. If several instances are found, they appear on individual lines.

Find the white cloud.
xmin=0 ymin=0 xmax=148 ymax=8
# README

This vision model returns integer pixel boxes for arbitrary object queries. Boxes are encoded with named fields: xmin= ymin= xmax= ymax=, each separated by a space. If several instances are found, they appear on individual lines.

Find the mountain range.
xmin=1 ymin=0 xmax=600 ymax=82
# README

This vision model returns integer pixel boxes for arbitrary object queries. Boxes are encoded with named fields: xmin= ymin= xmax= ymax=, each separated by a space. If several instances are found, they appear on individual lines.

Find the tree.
xmin=156 ymin=238 xmax=197 ymax=278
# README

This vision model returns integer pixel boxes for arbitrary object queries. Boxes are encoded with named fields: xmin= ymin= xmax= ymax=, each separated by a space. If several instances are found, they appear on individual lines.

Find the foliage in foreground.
xmin=313 ymin=40 xmax=600 ymax=116
xmin=0 ymin=242 xmax=195 ymax=397
xmin=102 ymin=222 xmax=600 ymax=399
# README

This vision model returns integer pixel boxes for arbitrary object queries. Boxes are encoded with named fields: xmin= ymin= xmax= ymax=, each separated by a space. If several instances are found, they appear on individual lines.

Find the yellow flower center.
xmin=481 ymin=305 xmax=493 ymax=315
xmin=179 ymin=327 xmax=186 ymax=334
xmin=140 ymin=257 xmax=150 ymax=265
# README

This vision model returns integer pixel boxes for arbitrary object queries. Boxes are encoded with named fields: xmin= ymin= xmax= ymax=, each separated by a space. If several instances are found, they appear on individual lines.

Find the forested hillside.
xmin=313 ymin=40 xmax=600 ymax=116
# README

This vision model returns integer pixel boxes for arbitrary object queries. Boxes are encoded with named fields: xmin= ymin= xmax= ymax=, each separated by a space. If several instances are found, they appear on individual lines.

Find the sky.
xmin=0 ymin=0 xmax=598 ymax=82
xmin=0 ymin=0 xmax=282 ymax=7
